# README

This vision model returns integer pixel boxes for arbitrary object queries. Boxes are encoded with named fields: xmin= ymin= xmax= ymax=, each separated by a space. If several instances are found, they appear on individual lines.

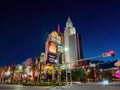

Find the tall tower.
xmin=64 ymin=17 xmax=83 ymax=69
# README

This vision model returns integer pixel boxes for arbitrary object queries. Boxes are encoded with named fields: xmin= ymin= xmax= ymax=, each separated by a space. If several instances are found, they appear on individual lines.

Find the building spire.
xmin=67 ymin=16 xmax=71 ymax=23
xmin=57 ymin=24 xmax=60 ymax=33
xmin=66 ymin=16 xmax=73 ymax=28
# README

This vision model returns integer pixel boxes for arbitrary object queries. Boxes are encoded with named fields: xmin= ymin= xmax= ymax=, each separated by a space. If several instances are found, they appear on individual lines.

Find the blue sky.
xmin=0 ymin=0 xmax=120 ymax=66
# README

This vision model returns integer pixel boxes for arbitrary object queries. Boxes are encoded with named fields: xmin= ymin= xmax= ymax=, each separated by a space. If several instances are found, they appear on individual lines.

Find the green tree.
xmin=72 ymin=68 xmax=86 ymax=82
xmin=78 ymin=68 xmax=86 ymax=82
xmin=72 ymin=69 xmax=79 ymax=81
xmin=101 ymin=71 xmax=113 ymax=80
xmin=87 ymin=68 xmax=94 ymax=79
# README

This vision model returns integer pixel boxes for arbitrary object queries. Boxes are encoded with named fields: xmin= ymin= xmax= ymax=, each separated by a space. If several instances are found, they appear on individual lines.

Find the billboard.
xmin=58 ymin=45 xmax=64 ymax=53
xmin=48 ymin=42 xmax=57 ymax=54
xmin=46 ymin=53 xmax=57 ymax=64
xmin=49 ymin=31 xmax=61 ymax=44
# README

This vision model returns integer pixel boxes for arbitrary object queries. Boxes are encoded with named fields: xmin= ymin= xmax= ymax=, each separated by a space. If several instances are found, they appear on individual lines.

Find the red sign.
xmin=102 ymin=52 xmax=111 ymax=57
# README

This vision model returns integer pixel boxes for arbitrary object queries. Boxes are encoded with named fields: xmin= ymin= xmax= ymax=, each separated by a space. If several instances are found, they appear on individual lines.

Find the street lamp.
xmin=64 ymin=47 xmax=68 ymax=51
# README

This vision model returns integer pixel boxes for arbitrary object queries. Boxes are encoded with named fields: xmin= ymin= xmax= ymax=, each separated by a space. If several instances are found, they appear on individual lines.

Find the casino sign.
xmin=49 ymin=31 xmax=61 ymax=44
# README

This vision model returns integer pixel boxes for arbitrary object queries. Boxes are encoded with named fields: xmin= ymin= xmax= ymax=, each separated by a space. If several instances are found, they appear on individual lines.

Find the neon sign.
xmin=115 ymin=70 xmax=120 ymax=78
xmin=49 ymin=31 xmax=61 ymax=44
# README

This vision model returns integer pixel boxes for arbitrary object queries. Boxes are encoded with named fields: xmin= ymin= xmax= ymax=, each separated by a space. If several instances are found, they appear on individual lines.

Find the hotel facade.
xmin=64 ymin=17 xmax=84 ymax=69
xmin=44 ymin=17 xmax=85 ymax=70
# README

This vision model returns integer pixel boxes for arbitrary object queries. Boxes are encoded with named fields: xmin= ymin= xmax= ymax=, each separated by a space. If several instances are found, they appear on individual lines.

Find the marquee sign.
xmin=49 ymin=31 xmax=61 ymax=44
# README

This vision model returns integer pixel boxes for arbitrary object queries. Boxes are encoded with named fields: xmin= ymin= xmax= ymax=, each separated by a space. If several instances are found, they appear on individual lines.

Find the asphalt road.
xmin=62 ymin=83 xmax=120 ymax=90
xmin=0 ymin=84 xmax=50 ymax=90
xmin=0 ymin=83 xmax=120 ymax=90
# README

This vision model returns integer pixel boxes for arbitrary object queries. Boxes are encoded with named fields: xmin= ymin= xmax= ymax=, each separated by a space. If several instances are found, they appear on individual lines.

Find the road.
xmin=0 ymin=83 xmax=120 ymax=90
xmin=0 ymin=84 xmax=50 ymax=90
xmin=62 ymin=83 xmax=120 ymax=90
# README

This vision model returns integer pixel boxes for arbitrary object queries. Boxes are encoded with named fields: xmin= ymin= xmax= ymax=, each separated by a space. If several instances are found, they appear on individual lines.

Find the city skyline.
xmin=1 ymin=0 xmax=120 ymax=66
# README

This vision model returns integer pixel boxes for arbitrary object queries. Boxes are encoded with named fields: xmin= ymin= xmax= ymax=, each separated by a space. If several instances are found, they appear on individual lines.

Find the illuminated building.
xmin=44 ymin=26 xmax=64 ymax=80
xmin=64 ymin=17 xmax=84 ymax=69
xmin=45 ymin=25 xmax=64 ymax=66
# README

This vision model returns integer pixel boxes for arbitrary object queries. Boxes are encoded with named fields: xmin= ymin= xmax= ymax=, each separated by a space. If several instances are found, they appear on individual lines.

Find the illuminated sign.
xmin=44 ymin=65 xmax=53 ymax=70
xmin=48 ymin=42 xmax=57 ymax=53
xmin=47 ymin=53 xmax=57 ymax=64
xmin=115 ymin=70 xmax=120 ymax=78
xmin=59 ymin=65 xmax=66 ymax=69
xmin=49 ymin=31 xmax=61 ymax=44
xmin=58 ymin=45 xmax=64 ymax=53
xmin=41 ymin=52 xmax=45 ymax=56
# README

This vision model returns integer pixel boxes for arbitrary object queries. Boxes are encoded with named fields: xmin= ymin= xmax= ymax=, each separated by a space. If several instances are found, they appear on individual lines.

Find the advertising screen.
xmin=48 ymin=42 xmax=57 ymax=53
xmin=46 ymin=53 xmax=57 ymax=64
xmin=58 ymin=45 xmax=64 ymax=53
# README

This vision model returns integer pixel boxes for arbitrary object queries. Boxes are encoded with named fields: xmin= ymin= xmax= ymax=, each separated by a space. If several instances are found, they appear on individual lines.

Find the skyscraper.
xmin=64 ymin=17 xmax=84 ymax=69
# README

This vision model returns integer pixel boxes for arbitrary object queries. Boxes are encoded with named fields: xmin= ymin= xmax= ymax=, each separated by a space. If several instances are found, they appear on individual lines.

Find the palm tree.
xmin=38 ymin=62 xmax=45 ymax=82
xmin=0 ymin=66 xmax=5 ymax=83
xmin=2 ymin=66 xmax=8 ymax=83
xmin=10 ymin=64 xmax=17 ymax=83
xmin=15 ymin=65 xmax=25 ymax=83
xmin=35 ymin=56 xmax=45 ymax=82
xmin=31 ymin=62 xmax=36 ymax=82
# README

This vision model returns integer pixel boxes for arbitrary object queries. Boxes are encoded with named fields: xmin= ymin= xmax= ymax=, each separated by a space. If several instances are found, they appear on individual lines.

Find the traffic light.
xmin=94 ymin=73 xmax=97 ymax=78
xmin=110 ymin=50 xmax=115 ymax=57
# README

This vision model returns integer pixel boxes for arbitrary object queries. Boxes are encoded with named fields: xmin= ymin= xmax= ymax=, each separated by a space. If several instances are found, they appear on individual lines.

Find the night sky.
xmin=1 ymin=0 xmax=120 ymax=66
